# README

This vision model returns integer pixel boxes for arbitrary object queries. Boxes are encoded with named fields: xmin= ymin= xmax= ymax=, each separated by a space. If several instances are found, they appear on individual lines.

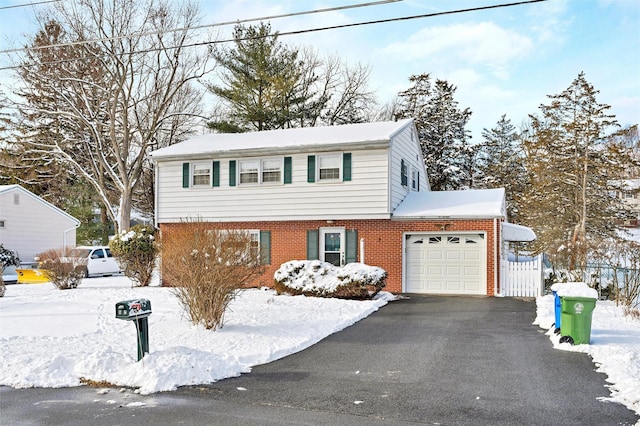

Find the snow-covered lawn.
xmin=0 ymin=276 xmax=393 ymax=394
xmin=1 ymin=276 xmax=639 ymax=420
xmin=534 ymin=294 xmax=640 ymax=418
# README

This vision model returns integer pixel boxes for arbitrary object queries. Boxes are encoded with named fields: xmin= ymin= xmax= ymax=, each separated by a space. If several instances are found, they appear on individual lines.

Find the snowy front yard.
xmin=1 ymin=276 xmax=638 ymax=419
xmin=0 ymin=276 xmax=393 ymax=394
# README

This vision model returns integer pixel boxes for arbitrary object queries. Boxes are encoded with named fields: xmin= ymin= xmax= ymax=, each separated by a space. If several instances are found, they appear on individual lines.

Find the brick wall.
xmin=160 ymin=218 xmax=501 ymax=295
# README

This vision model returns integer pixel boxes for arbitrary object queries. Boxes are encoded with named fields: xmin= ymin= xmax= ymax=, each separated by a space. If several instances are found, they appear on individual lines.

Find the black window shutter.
xmin=346 ymin=229 xmax=358 ymax=264
xmin=182 ymin=162 xmax=190 ymax=188
xmin=284 ymin=157 xmax=292 ymax=184
xmin=307 ymin=155 xmax=316 ymax=183
xmin=343 ymin=153 xmax=352 ymax=181
xmin=229 ymin=160 xmax=236 ymax=186
xmin=260 ymin=230 xmax=271 ymax=265
xmin=306 ymin=230 xmax=319 ymax=260
xmin=212 ymin=161 xmax=220 ymax=187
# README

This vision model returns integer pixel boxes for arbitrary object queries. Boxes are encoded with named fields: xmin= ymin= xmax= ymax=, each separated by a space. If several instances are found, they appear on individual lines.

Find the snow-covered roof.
xmin=393 ymin=188 xmax=506 ymax=219
xmin=0 ymin=184 xmax=80 ymax=226
xmin=503 ymin=222 xmax=536 ymax=242
xmin=150 ymin=119 xmax=415 ymax=160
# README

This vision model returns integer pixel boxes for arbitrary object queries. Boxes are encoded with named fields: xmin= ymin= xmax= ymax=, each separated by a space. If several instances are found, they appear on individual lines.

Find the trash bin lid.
xmin=551 ymin=282 xmax=597 ymax=299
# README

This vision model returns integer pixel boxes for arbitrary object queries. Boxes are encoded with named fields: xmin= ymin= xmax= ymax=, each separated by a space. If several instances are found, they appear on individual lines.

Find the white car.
xmin=69 ymin=246 xmax=121 ymax=277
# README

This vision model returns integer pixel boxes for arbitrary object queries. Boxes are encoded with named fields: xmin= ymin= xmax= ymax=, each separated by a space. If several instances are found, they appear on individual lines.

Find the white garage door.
xmin=405 ymin=234 xmax=486 ymax=295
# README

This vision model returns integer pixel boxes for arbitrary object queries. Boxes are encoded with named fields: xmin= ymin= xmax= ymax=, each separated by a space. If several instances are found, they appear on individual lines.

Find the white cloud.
xmin=377 ymin=22 xmax=533 ymax=79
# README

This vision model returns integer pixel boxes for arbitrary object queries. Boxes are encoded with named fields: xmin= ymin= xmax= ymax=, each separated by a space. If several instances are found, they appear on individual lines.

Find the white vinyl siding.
xmin=156 ymin=148 xmax=390 ymax=222
xmin=389 ymin=126 xmax=429 ymax=212
xmin=0 ymin=187 xmax=79 ymax=262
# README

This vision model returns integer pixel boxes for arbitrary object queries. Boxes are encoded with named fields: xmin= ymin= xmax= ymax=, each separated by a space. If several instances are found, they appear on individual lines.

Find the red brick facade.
xmin=160 ymin=218 xmax=502 ymax=295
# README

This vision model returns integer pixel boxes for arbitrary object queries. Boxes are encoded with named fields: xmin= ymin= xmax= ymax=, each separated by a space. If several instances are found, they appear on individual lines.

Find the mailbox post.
xmin=115 ymin=299 xmax=151 ymax=361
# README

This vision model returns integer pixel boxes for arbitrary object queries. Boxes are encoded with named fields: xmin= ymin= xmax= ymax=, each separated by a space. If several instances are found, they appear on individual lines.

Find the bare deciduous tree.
xmin=13 ymin=0 xmax=212 ymax=232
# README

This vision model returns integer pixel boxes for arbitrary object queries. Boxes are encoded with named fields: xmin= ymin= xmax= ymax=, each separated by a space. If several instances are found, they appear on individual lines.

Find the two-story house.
xmin=151 ymin=119 xmax=532 ymax=296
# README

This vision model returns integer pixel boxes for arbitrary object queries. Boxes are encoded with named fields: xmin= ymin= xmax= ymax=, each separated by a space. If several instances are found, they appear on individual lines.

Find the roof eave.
xmin=151 ymin=140 xmax=390 ymax=162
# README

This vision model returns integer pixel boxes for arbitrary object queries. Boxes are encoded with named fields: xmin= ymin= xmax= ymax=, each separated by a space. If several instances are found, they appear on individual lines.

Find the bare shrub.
xmin=162 ymin=221 xmax=264 ymax=330
xmin=110 ymin=225 xmax=157 ymax=287
xmin=38 ymin=248 xmax=86 ymax=289
xmin=591 ymin=237 xmax=640 ymax=309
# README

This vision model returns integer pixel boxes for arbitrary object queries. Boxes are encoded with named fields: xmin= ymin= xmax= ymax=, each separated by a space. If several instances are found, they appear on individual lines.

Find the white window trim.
xmin=238 ymin=157 xmax=284 ymax=186
xmin=316 ymin=152 xmax=342 ymax=182
xmin=191 ymin=162 xmax=212 ymax=187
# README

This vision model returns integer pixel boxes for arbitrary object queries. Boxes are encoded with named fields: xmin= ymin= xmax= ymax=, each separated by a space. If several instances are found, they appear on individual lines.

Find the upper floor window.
xmin=318 ymin=154 xmax=341 ymax=181
xmin=262 ymin=158 xmax=282 ymax=183
xmin=401 ymin=159 xmax=408 ymax=187
xmin=192 ymin=163 xmax=211 ymax=186
xmin=411 ymin=168 xmax=419 ymax=190
xmin=239 ymin=158 xmax=282 ymax=185
xmin=307 ymin=153 xmax=351 ymax=183
xmin=239 ymin=160 xmax=259 ymax=184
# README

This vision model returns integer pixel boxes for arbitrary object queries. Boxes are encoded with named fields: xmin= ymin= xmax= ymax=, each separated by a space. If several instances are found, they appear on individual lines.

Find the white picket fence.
xmin=500 ymin=255 xmax=544 ymax=297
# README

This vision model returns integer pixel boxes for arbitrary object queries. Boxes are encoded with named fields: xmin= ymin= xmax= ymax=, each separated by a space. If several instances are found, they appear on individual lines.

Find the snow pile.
xmin=550 ymin=282 xmax=599 ymax=299
xmin=0 ymin=276 xmax=394 ymax=394
xmin=274 ymin=260 xmax=387 ymax=297
xmin=535 ymin=295 xmax=640 ymax=417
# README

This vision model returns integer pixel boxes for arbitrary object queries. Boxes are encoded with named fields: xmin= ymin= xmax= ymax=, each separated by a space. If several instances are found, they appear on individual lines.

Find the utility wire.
xmin=0 ymin=0 xmax=60 ymax=10
xmin=0 ymin=0 xmax=403 ymax=55
xmin=0 ymin=0 xmax=547 ymax=72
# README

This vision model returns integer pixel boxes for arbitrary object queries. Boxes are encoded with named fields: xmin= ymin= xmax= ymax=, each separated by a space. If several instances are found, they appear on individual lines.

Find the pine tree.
xmin=520 ymin=72 xmax=630 ymax=275
xmin=394 ymin=74 xmax=472 ymax=191
xmin=207 ymin=23 xmax=375 ymax=132
xmin=476 ymin=114 xmax=527 ymax=220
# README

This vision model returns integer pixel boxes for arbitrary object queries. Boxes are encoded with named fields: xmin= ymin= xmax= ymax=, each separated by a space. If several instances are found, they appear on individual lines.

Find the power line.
xmin=0 ymin=0 xmax=403 ymax=55
xmin=0 ymin=0 xmax=60 ymax=10
xmin=0 ymin=0 xmax=548 ymax=72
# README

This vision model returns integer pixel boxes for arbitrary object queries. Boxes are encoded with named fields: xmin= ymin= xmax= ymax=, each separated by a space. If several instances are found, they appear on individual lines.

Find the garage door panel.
xmin=406 ymin=233 xmax=486 ymax=295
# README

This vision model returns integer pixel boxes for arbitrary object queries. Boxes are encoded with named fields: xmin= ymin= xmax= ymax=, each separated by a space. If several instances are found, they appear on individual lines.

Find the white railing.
xmin=500 ymin=255 xmax=544 ymax=297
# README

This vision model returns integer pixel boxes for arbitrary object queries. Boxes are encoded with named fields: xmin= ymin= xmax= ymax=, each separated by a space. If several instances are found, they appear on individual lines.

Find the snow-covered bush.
xmin=0 ymin=244 xmax=21 ymax=297
xmin=38 ymin=248 xmax=85 ymax=290
xmin=0 ymin=244 xmax=20 ymax=269
xmin=162 ymin=221 xmax=264 ymax=330
xmin=109 ymin=225 xmax=157 ymax=287
xmin=273 ymin=260 xmax=387 ymax=299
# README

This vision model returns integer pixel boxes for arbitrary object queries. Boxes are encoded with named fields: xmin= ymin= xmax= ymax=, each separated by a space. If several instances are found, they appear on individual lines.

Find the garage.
xmin=405 ymin=233 xmax=486 ymax=295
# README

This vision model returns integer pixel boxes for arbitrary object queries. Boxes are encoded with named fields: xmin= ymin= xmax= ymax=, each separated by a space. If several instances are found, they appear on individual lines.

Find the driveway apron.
xmin=184 ymin=296 xmax=638 ymax=425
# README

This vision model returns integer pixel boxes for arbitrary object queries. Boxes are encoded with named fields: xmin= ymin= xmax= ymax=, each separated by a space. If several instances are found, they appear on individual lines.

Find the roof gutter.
xmin=150 ymin=140 xmax=390 ymax=162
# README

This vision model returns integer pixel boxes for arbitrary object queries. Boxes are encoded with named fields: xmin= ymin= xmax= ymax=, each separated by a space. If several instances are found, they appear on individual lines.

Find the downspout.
xmin=63 ymin=223 xmax=79 ymax=254
xmin=360 ymin=238 xmax=365 ymax=264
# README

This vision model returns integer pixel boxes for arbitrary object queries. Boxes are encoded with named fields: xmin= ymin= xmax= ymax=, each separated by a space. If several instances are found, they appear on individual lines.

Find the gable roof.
xmin=151 ymin=119 xmax=415 ymax=160
xmin=0 ymin=185 xmax=80 ymax=226
xmin=392 ymin=188 xmax=507 ymax=219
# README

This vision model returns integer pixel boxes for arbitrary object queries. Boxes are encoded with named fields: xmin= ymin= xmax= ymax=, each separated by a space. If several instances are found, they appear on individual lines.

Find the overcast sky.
xmin=1 ymin=0 xmax=638 ymax=141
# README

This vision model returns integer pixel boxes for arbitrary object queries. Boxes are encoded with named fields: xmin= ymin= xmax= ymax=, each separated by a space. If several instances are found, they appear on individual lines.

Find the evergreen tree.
xmin=207 ymin=23 xmax=375 ymax=132
xmin=394 ymin=74 xmax=472 ymax=190
xmin=519 ymin=72 xmax=631 ymax=275
xmin=476 ymin=114 xmax=527 ymax=220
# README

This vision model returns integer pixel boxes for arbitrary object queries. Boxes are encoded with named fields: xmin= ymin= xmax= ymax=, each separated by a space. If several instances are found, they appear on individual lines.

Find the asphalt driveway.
xmin=2 ymin=296 xmax=638 ymax=425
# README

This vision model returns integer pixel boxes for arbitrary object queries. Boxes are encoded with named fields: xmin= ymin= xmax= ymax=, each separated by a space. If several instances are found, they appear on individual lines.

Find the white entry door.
xmin=406 ymin=233 xmax=486 ymax=295
xmin=320 ymin=227 xmax=345 ymax=266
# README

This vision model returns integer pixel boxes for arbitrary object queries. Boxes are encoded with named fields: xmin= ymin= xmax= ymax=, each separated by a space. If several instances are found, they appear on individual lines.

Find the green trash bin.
xmin=559 ymin=296 xmax=596 ymax=345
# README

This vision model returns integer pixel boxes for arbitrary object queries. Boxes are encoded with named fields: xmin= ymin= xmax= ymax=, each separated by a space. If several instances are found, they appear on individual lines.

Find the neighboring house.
xmin=151 ymin=119 xmax=534 ymax=296
xmin=616 ymin=179 xmax=640 ymax=227
xmin=0 ymin=185 xmax=80 ymax=262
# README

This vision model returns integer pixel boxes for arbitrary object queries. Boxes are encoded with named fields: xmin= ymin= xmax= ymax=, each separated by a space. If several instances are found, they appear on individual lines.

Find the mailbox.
xmin=115 ymin=299 xmax=152 ymax=320
xmin=115 ymin=299 xmax=152 ymax=361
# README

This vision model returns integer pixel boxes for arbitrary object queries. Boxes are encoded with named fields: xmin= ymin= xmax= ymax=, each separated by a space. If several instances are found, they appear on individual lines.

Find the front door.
xmin=320 ymin=227 xmax=345 ymax=266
